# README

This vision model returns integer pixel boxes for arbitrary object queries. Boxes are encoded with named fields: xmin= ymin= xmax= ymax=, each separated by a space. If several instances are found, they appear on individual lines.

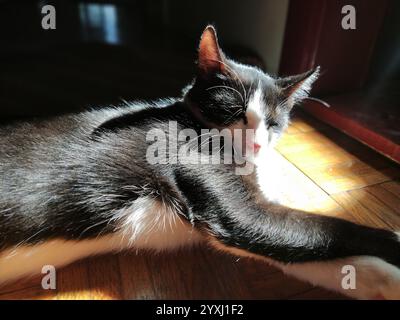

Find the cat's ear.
xmin=277 ymin=67 xmax=320 ymax=105
xmin=198 ymin=25 xmax=226 ymax=77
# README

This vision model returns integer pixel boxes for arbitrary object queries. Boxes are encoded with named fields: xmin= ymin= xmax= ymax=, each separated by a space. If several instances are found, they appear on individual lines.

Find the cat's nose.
xmin=254 ymin=143 xmax=261 ymax=153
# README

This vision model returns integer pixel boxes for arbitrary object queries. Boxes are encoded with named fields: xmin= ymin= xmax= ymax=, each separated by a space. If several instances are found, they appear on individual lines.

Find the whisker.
xmin=185 ymin=132 xmax=217 ymax=148
xmin=206 ymin=85 xmax=244 ymax=103
xmin=198 ymin=135 xmax=220 ymax=150
xmin=277 ymin=96 xmax=289 ymax=110
xmin=204 ymin=58 xmax=248 ymax=104
xmin=220 ymin=61 xmax=248 ymax=104
xmin=247 ymin=81 xmax=255 ymax=106
xmin=223 ymin=107 xmax=243 ymax=125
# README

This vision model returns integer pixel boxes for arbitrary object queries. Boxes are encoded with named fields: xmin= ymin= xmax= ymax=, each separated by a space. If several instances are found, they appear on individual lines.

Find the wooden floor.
xmin=0 ymin=111 xmax=399 ymax=300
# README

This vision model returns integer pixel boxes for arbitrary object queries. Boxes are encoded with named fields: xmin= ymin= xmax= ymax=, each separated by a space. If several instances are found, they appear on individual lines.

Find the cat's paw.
xmin=372 ymin=232 xmax=400 ymax=299
xmin=378 ymin=281 xmax=400 ymax=299
xmin=354 ymin=257 xmax=400 ymax=300
xmin=379 ymin=232 xmax=400 ymax=299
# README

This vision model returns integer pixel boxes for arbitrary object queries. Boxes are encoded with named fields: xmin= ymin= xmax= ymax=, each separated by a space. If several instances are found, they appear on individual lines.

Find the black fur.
xmin=0 ymin=25 xmax=399 ymax=272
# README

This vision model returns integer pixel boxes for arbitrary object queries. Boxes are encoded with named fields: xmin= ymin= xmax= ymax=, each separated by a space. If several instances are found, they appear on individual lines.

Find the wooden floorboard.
xmin=1 ymin=110 xmax=399 ymax=299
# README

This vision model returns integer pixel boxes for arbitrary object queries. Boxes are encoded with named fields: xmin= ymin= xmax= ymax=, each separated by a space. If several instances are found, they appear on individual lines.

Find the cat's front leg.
xmin=176 ymin=170 xmax=400 ymax=299
xmin=210 ymin=206 xmax=400 ymax=299
xmin=277 ymin=252 xmax=400 ymax=299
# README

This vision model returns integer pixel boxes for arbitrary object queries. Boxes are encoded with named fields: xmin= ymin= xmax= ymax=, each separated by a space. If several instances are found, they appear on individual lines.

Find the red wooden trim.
xmin=302 ymin=99 xmax=400 ymax=164
xmin=280 ymin=0 xmax=388 ymax=95
xmin=279 ymin=0 xmax=327 ymax=76
xmin=280 ymin=0 xmax=396 ymax=163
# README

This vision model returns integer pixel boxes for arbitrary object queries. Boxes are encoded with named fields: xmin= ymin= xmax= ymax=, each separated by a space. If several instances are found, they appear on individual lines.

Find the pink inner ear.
xmin=283 ymin=81 xmax=304 ymax=98
xmin=198 ymin=27 xmax=225 ymax=75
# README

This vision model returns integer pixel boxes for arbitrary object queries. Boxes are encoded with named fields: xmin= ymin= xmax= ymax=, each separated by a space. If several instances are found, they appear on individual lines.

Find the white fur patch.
xmin=254 ymin=148 xmax=288 ymax=203
xmin=111 ymin=196 xmax=201 ymax=248
xmin=227 ymin=86 xmax=268 ymax=163
xmin=0 ymin=197 xmax=202 ymax=285
xmin=245 ymin=86 xmax=279 ymax=150
xmin=247 ymin=86 xmax=264 ymax=116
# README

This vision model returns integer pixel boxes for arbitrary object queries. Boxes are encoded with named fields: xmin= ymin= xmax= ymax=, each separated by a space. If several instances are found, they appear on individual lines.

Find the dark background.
xmin=0 ymin=0 xmax=399 ymax=161
xmin=0 ymin=0 xmax=280 ymax=119
xmin=0 ymin=0 xmax=194 ymax=119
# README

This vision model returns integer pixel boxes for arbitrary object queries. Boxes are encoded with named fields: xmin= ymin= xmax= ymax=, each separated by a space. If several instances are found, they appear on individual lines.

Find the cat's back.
xmin=0 ymin=99 xmax=174 ymax=149
xmin=0 ymin=105 xmax=143 ymax=160
xmin=0 ymin=100 xmax=178 ymax=176
xmin=0 ymin=107 xmax=119 ymax=144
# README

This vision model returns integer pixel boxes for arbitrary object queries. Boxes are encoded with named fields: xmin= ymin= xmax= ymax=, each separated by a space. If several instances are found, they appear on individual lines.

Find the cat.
xmin=0 ymin=25 xmax=399 ymax=299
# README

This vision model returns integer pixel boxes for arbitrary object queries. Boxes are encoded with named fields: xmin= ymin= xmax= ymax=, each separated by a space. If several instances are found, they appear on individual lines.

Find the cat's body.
xmin=0 ymin=26 xmax=399 ymax=299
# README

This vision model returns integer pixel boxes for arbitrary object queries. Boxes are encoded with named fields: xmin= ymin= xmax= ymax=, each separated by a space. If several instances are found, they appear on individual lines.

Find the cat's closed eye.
xmin=266 ymin=121 xmax=278 ymax=129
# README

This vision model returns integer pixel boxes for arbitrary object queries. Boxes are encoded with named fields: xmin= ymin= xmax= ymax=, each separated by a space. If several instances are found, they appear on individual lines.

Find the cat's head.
xmin=185 ymin=26 xmax=319 ymax=160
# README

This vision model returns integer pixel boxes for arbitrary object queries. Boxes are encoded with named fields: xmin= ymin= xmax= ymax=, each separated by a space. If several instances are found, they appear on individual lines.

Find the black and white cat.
xmin=0 ymin=26 xmax=399 ymax=299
